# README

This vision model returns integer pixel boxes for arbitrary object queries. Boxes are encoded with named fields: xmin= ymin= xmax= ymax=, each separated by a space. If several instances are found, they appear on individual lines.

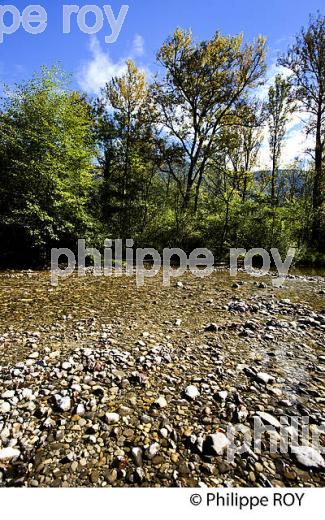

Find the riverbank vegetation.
xmin=0 ymin=13 xmax=324 ymax=267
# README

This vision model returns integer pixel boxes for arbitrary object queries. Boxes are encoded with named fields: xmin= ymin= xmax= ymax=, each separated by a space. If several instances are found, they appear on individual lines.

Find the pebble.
xmin=184 ymin=385 xmax=200 ymax=400
xmin=218 ymin=391 xmax=228 ymax=400
xmin=22 ymin=388 xmax=34 ymax=400
xmin=0 ymin=401 xmax=11 ymax=413
xmin=105 ymin=412 xmax=120 ymax=424
xmin=206 ymin=432 xmax=230 ymax=456
xmin=205 ymin=323 xmax=219 ymax=332
xmin=90 ymin=470 xmax=99 ymax=484
xmin=105 ymin=469 xmax=118 ymax=484
xmin=1 ymin=390 xmax=15 ymax=399
xmin=154 ymin=396 xmax=168 ymax=408
xmin=76 ymin=404 xmax=85 ymax=416
xmin=131 ymin=447 xmax=143 ymax=467
xmin=291 ymin=446 xmax=325 ymax=469
xmin=148 ymin=443 xmax=160 ymax=459
xmin=0 ymin=272 xmax=324 ymax=489
xmin=55 ymin=395 xmax=71 ymax=412
xmin=256 ymin=412 xmax=281 ymax=429
xmin=0 ymin=447 xmax=21 ymax=461
xmin=256 ymin=372 xmax=275 ymax=384
xmin=71 ymin=461 xmax=78 ymax=472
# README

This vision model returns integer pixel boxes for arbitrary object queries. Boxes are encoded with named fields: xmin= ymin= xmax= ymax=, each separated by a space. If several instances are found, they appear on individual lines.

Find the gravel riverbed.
xmin=0 ymin=269 xmax=324 ymax=487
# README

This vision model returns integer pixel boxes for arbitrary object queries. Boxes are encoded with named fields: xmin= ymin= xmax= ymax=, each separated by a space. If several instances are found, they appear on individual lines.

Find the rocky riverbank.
xmin=0 ymin=269 xmax=324 ymax=487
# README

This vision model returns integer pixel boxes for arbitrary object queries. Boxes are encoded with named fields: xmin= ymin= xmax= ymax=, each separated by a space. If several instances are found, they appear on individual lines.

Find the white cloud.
xmin=255 ymin=62 xmax=292 ymax=101
xmin=77 ymin=34 xmax=147 ymax=96
xmin=77 ymin=37 xmax=128 ymax=95
xmin=77 ymin=45 xmax=315 ymax=166
xmin=132 ymin=34 xmax=145 ymax=56
xmin=258 ymin=117 xmax=314 ymax=168
xmin=256 ymin=61 xmax=314 ymax=168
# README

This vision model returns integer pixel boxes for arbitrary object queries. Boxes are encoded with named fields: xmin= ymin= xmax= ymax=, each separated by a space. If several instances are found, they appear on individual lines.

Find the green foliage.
xmin=154 ymin=28 xmax=266 ymax=210
xmin=279 ymin=12 xmax=325 ymax=250
xmin=265 ymin=74 xmax=295 ymax=204
xmin=0 ymin=17 xmax=324 ymax=267
xmin=96 ymin=60 xmax=162 ymax=240
xmin=0 ymin=66 xmax=96 ymax=265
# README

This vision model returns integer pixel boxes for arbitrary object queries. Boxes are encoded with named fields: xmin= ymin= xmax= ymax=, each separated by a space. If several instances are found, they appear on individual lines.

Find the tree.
xmin=154 ymin=28 xmax=266 ymax=212
xmin=216 ymin=99 xmax=263 ymax=202
xmin=279 ymin=12 xmax=325 ymax=250
xmin=0 ymin=66 xmax=96 ymax=265
xmin=265 ymin=74 xmax=294 ymax=205
xmin=97 ymin=59 xmax=161 ymax=238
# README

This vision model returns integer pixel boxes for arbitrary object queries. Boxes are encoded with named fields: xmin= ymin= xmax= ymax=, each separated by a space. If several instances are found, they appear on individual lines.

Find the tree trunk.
xmin=194 ymin=170 xmax=203 ymax=213
xmin=242 ymin=173 xmax=247 ymax=202
xmin=183 ymin=170 xmax=194 ymax=210
xmin=221 ymin=198 xmax=230 ymax=257
xmin=311 ymin=105 xmax=324 ymax=251
xmin=271 ymin=152 xmax=277 ymax=206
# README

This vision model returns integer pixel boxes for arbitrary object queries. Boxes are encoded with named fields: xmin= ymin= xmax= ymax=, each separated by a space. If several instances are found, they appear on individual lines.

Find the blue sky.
xmin=0 ymin=0 xmax=323 ymax=165
xmin=1 ymin=0 xmax=323 ymax=88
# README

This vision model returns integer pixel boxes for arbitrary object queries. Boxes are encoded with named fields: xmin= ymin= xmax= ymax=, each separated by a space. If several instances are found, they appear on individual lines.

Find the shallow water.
xmin=290 ymin=266 xmax=325 ymax=277
xmin=0 ymin=268 xmax=324 ymax=487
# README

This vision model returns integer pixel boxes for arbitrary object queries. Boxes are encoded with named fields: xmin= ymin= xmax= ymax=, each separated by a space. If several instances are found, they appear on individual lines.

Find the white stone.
xmin=269 ymin=387 xmax=282 ymax=397
xmin=1 ymin=390 xmax=15 ymax=399
xmin=26 ymin=401 xmax=36 ymax=412
xmin=131 ymin=447 xmax=142 ymax=466
xmin=76 ymin=404 xmax=85 ymax=416
xmin=0 ymin=427 xmax=10 ymax=441
xmin=0 ymin=447 xmax=20 ymax=461
xmin=0 ymin=401 xmax=11 ymax=413
xmin=105 ymin=412 xmax=120 ymax=424
xmin=148 ymin=442 xmax=160 ymax=459
xmin=208 ymin=432 xmax=230 ymax=455
xmin=55 ymin=395 xmax=71 ymax=412
xmin=49 ymin=350 xmax=60 ymax=358
xmin=155 ymin=396 xmax=168 ymax=408
xmin=22 ymin=388 xmax=34 ymax=400
xmin=184 ymin=385 xmax=200 ymax=400
xmin=256 ymin=372 xmax=275 ymax=384
xmin=291 ymin=446 xmax=325 ymax=469
xmin=256 ymin=412 xmax=281 ymax=429
xmin=160 ymin=428 xmax=168 ymax=438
